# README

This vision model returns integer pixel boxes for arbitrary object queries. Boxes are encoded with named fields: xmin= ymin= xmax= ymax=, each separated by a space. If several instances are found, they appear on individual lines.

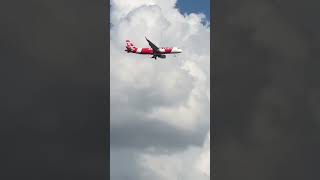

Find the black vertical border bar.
xmin=0 ymin=0 xmax=110 ymax=179
xmin=104 ymin=0 xmax=111 ymax=179
xmin=210 ymin=0 xmax=216 ymax=179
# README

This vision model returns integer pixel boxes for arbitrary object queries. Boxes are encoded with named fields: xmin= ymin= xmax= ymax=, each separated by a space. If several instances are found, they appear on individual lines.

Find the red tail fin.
xmin=125 ymin=40 xmax=136 ymax=52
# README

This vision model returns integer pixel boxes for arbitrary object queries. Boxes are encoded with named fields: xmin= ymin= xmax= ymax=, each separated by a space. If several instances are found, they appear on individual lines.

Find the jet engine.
xmin=158 ymin=54 xmax=166 ymax=59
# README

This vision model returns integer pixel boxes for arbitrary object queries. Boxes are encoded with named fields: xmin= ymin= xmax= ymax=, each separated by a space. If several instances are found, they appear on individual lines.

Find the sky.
xmin=176 ymin=0 xmax=210 ymax=20
xmin=110 ymin=0 xmax=210 ymax=180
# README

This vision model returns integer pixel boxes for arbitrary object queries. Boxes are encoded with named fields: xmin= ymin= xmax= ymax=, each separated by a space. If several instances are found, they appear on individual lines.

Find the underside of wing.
xmin=145 ymin=37 xmax=160 ymax=53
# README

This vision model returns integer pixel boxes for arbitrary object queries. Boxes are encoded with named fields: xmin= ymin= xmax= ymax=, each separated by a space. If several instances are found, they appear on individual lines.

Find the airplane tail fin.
xmin=125 ymin=40 xmax=136 ymax=52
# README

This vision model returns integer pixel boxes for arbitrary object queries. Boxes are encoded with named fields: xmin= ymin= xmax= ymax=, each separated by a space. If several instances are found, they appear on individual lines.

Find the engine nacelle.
xmin=158 ymin=54 xmax=166 ymax=59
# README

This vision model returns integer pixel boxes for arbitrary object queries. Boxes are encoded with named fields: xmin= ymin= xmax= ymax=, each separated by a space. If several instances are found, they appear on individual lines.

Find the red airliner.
xmin=125 ymin=37 xmax=182 ymax=59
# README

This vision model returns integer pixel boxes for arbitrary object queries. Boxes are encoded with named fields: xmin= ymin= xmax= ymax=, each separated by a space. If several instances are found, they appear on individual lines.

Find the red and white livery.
xmin=125 ymin=37 xmax=182 ymax=59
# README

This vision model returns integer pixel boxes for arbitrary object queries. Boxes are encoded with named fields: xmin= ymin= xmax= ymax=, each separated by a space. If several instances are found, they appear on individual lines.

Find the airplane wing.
xmin=145 ymin=37 xmax=160 ymax=53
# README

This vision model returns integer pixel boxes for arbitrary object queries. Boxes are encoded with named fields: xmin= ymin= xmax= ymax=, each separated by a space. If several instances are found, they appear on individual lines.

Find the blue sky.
xmin=176 ymin=0 xmax=210 ymax=20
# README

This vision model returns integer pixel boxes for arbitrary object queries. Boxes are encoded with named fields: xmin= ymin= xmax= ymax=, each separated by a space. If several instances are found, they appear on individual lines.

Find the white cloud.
xmin=110 ymin=0 xmax=210 ymax=179
xmin=196 ymin=132 xmax=210 ymax=176
xmin=139 ymin=131 xmax=210 ymax=180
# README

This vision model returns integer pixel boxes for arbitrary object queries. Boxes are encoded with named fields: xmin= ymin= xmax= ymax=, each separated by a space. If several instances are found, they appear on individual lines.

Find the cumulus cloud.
xmin=139 ymin=132 xmax=210 ymax=180
xmin=110 ymin=0 xmax=210 ymax=179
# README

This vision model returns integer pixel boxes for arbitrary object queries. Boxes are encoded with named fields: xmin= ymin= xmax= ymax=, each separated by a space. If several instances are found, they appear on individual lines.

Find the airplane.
xmin=125 ymin=37 xmax=182 ymax=60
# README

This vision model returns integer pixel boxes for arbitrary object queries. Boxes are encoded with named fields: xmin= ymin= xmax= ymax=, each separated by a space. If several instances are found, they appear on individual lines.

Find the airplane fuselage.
xmin=126 ymin=47 xmax=182 ymax=54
